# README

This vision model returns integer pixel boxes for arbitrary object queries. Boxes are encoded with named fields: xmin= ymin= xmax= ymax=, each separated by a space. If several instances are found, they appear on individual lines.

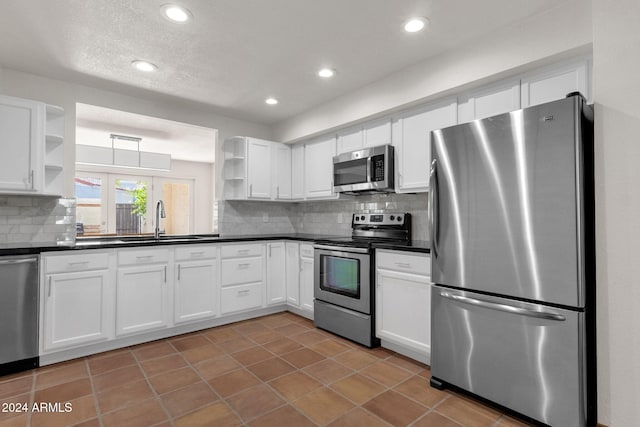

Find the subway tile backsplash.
xmin=0 ymin=196 xmax=76 ymax=245
xmin=218 ymin=193 xmax=429 ymax=242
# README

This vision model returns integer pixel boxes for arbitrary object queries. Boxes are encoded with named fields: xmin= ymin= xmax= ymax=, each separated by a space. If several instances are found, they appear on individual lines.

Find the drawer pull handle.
xmin=237 ymin=249 xmax=250 ymax=254
xmin=238 ymin=289 xmax=250 ymax=296
xmin=68 ymin=261 xmax=89 ymax=266
xmin=395 ymin=262 xmax=412 ymax=269
xmin=238 ymin=263 xmax=250 ymax=269
xmin=136 ymin=255 xmax=154 ymax=261
xmin=190 ymin=251 xmax=204 ymax=257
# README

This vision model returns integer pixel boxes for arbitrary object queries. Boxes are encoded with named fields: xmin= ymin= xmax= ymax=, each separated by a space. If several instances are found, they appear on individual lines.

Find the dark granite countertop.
xmin=0 ymin=234 xmax=429 ymax=255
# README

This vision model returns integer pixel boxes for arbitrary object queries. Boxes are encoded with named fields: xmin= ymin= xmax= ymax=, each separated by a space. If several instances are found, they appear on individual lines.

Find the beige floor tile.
xmin=174 ymin=401 xmax=241 ymax=427
xmin=363 ymin=390 xmax=427 ymax=426
xmin=434 ymin=394 xmax=502 ymax=427
xmin=160 ymin=381 xmax=218 ymax=418
xmin=280 ymin=348 xmax=325 ymax=369
xmin=330 ymin=374 xmax=386 ymax=405
xmin=208 ymin=369 xmax=261 ymax=397
xmin=147 ymin=367 xmax=201 ymax=395
xmin=140 ymin=353 xmax=187 ymax=376
xmin=87 ymin=351 xmax=136 ymax=375
xmin=394 ymin=375 xmax=449 ymax=407
xmin=96 ymin=379 xmax=154 ymax=413
xmin=194 ymin=355 xmax=241 ymax=380
xmin=292 ymin=387 xmax=354 ymax=425
xmin=303 ymin=359 xmax=354 ymax=384
xmin=269 ymin=371 xmax=323 ymax=401
xmin=326 ymin=407 xmax=391 ymax=427
xmin=333 ymin=349 xmax=379 ymax=370
xmin=101 ymin=398 xmax=167 ymax=427
xmin=231 ymin=346 xmax=274 ymax=366
xmin=248 ymin=404 xmax=315 ymax=427
xmin=413 ymin=411 xmax=464 ymax=427
xmin=226 ymin=384 xmax=285 ymax=421
xmin=246 ymin=357 xmax=296 ymax=382
xmin=360 ymin=360 xmax=413 ymax=387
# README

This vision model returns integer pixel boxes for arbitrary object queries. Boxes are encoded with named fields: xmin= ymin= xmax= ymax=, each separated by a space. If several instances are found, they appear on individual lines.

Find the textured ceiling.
xmin=0 ymin=0 xmax=568 ymax=125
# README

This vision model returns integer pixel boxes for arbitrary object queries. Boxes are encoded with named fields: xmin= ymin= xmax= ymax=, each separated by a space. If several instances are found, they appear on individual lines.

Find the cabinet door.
xmin=521 ymin=60 xmax=590 ymax=108
xmin=363 ymin=119 xmax=391 ymax=147
xmin=174 ymin=259 xmax=217 ymax=324
xmin=376 ymin=269 xmax=431 ymax=358
xmin=291 ymin=144 xmax=305 ymax=199
xmin=304 ymin=137 xmax=336 ymax=199
xmin=0 ymin=95 xmax=41 ymax=191
xmin=300 ymin=256 xmax=314 ymax=313
xmin=43 ymin=270 xmax=111 ymax=351
xmin=457 ymin=80 xmax=520 ymax=123
xmin=267 ymin=242 xmax=286 ymax=305
xmin=273 ymin=143 xmax=292 ymax=200
xmin=116 ymin=264 xmax=170 ymax=336
xmin=247 ymin=138 xmax=272 ymax=199
xmin=396 ymin=99 xmax=457 ymax=193
xmin=336 ymin=127 xmax=363 ymax=154
xmin=285 ymin=242 xmax=300 ymax=306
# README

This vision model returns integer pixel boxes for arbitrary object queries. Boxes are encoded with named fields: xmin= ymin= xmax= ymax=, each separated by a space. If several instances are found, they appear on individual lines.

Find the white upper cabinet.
xmin=304 ymin=136 xmax=337 ymax=199
xmin=0 ymin=95 xmax=64 ymax=196
xmin=457 ymin=79 xmax=521 ymax=124
xmin=0 ymin=95 xmax=41 ymax=192
xmin=246 ymin=137 xmax=273 ymax=199
xmin=363 ymin=119 xmax=392 ymax=148
xmin=291 ymin=144 xmax=305 ymax=200
xmin=273 ymin=143 xmax=292 ymax=200
xmin=393 ymin=98 xmax=457 ymax=193
xmin=336 ymin=127 xmax=363 ymax=154
xmin=336 ymin=119 xmax=392 ymax=154
xmin=520 ymin=59 xmax=591 ymax=108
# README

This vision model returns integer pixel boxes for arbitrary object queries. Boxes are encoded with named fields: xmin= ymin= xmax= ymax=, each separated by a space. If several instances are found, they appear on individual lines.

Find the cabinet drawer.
xmin=45 ymin=251 xmax=110 ymax=273
xmin=175 ymin=245 xmax=217 ymax=261
xmin=376 ymin=250 xmax=430 ymax=276
xmin=300 ymin=243 xmax=314 ymax=258
xmin=118 ymin=248 xmax=170 ymax=265
xmin=220 ymin=283 xmax=263 ymax=314
xmin=220 ymin=257 xmax=263 ymax=286
xmin=221 ymin=243 xmax=263 ymax=259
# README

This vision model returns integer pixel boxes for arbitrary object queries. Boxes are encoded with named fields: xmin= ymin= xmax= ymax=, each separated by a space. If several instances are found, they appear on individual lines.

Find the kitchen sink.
xmin=75 ymin=234 xmax=213 ymax=246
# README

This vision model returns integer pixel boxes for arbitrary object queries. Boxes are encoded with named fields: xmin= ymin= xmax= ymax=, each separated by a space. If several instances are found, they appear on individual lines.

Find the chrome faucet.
xmin=155 ymin=200 xmax=166 ymax=239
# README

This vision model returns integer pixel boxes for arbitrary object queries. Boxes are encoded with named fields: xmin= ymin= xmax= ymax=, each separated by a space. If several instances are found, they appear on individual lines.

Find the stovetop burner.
xmin=315 ymin=213 xmax=411 ymax=249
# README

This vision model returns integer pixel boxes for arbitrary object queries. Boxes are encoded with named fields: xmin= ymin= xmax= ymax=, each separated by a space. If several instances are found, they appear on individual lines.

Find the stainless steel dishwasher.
xmin=0 ymin=254 xmax=39 ymax=375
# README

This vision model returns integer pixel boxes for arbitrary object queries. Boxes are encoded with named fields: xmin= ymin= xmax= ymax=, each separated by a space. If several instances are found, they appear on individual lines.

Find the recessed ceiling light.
xmin=318 ymin=68 xmax=335 ymax=78
xmin=265 ymin=98 xmax=279 ymax=105
xmin=404 ymin=17 xmax=429 ymax=33
xmin=131 ymin=60 xmax=158 ymax=72
xmin=161 ymin=4 xmax=192 ymax=23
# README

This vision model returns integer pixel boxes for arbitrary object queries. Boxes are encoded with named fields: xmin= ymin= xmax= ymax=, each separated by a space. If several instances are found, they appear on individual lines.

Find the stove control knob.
xmin=397 ymin=216 xmax=403 ymax=222
xmin=390 ymin=215 xmax=395 ymax=221
xmin=360 ymin=215 xmax=365 ymax=221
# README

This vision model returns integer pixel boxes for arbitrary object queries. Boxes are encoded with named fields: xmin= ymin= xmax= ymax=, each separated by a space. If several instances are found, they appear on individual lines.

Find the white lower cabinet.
xmin=219 ymin=243 xmax=265 ymax=314
xmin=174 ymin=245 xmax=218 ymax=324
xmin=299 ymin=243 xmax=315 ymax=314
xmin=375 ymin=250 xmax=431 ymax=364
xmin=267 ymin=241 xmax=286 ymax=305
xmin=42 ymin=262 xmax=113 ymax=351
xmin=116 ymin=248 xmax=172 ymax=336
xmin=285 ymin=242 xmax=300 ymax=306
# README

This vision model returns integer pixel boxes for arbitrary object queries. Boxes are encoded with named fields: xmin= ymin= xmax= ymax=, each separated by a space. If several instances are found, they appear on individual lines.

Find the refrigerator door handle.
xmin=429 ymin=159 xmax=440 ymax=258
xmin=440 ymin=291 xmax=566 ymax=321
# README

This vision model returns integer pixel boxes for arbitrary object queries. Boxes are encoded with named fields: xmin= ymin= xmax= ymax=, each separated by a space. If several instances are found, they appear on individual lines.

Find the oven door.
xmin=314 ymin=245 xmax=371 ymax=314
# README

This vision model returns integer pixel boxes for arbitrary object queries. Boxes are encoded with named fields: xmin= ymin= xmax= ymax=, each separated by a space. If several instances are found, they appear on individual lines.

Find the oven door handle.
xmin=313 ymin=244 xmax=370 ymax=254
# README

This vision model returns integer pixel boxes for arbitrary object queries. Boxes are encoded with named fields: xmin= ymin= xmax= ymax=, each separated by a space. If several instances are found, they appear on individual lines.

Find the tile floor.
xmin=0 ymin=312 xmax=532 ymax=427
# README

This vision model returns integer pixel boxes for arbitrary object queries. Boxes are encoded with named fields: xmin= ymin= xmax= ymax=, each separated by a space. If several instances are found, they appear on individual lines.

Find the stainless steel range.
xmin=313 ymin=213 xmax=411 ymax=347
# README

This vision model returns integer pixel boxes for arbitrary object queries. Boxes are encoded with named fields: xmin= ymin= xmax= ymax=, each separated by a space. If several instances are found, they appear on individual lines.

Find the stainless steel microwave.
xmin=333 ymin=144 xmax=394 ymax=194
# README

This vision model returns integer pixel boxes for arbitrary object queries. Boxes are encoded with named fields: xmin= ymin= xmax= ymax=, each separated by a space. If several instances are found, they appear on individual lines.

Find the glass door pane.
xmin=320 ymin=255 xmax=360 ymax=297
xmin=74 ymin=173 xmax=108 ymax=235
xmin=109 ymin=175 xmax=152 ymax=235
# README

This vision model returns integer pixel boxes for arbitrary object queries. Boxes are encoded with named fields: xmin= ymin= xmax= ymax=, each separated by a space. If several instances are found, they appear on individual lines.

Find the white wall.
xmin=273 ymin=0 xmax=592 ymax=142
xmin=0 ymin=67 xmax=272 ymax=197
xmin=592 ymin=1 xmax=640 ymax=425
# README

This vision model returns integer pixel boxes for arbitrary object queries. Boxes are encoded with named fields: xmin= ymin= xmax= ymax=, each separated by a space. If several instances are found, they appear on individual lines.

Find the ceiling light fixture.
xmin=265 ymin=98 xmax=279 ymax=105
xmin=131 ymin=60 xmax=158 ymax=72
xmin=318 ymin=68 xmax=335 ymax=78
xmin=161 ymin=4 xmax=193 ymax=23
xmin=404 ymin=17 xmax=429 ymax=33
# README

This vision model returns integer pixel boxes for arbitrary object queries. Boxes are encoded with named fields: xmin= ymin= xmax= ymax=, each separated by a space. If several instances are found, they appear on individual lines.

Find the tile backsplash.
xmin=218 ymin=193 xmax=429 ymax=242
xmin=0 ymin=196 xmax=76 ymax=245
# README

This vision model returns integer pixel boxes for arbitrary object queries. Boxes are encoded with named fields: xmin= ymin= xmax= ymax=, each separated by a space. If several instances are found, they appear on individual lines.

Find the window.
xmin=75 ymin=170 xmax=193 ymax=236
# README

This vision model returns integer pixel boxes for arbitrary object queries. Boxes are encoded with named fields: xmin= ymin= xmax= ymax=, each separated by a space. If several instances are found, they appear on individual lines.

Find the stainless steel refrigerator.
xmin=429 ymin=93 xmax=596 ymax=427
